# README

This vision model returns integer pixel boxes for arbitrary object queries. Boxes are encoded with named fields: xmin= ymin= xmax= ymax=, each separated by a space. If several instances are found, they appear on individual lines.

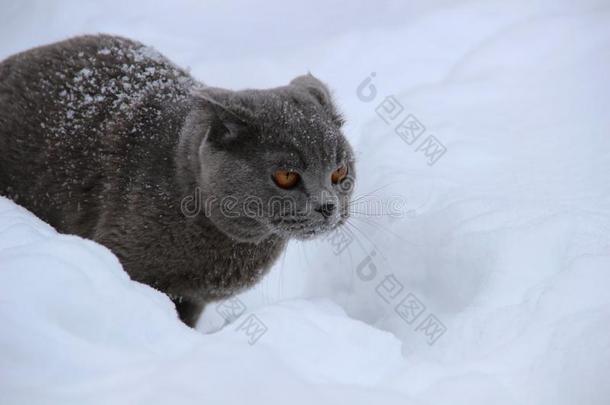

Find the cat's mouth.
xmin=269 ymin=214 xmax=347 ymax=240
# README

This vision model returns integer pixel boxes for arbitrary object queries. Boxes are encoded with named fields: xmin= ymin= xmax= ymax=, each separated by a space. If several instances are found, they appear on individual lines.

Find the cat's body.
xmin=0 ymin=35 xmax=353 ymax=326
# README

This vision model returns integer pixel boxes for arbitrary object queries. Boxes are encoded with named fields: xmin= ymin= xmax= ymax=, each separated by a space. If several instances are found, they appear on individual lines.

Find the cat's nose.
xmin=315 ymin=202 xmax=336 ymax=219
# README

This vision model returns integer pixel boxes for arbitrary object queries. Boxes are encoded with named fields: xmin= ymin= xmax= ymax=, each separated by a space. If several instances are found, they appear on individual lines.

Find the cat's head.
xmin=179 ymin=74 xmax=355 ymax=243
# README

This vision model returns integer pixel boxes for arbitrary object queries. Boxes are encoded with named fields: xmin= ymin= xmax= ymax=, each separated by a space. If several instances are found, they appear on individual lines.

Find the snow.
xmin=0 ymin=197 xmax=406 ymax=404
xmin=1 ymin=0 xmax=610 ymax=404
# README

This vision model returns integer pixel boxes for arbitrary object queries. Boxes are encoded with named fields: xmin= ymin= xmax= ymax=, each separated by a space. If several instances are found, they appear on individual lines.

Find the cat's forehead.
xmin=251 ymin=90 xmax=342 ymax=148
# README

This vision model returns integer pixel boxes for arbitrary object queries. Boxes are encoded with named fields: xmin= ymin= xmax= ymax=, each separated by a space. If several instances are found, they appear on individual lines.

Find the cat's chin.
xmin=218 ymin=225 xmax=276 ymax=244
xmin=279 ymin=222 xmax=344 ymax=241
xmin=292 ymin=230 xmax=323 ymax=241
xmin=207 ymin=214 xmax=275 ymax=244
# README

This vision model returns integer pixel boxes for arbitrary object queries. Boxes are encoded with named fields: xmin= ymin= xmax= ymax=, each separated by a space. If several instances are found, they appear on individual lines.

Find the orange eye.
xmin=273 ymin=170 xmax=300 ymax=189
xmin=331 ymin=165 xmax=348 ymax=184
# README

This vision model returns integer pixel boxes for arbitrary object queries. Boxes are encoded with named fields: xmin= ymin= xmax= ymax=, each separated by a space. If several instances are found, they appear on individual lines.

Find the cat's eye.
xmin=273 ymin=170 xmax=301 ymax=189
xmin=331 ymin=165 xmax=348 ymax=184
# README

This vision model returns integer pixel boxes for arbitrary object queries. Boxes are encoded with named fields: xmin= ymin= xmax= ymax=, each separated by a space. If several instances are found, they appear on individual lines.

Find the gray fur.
xmin=0 ymin=34 xmax=355 ymax=327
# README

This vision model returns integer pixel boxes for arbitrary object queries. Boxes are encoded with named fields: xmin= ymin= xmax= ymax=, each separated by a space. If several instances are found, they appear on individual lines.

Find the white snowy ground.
xmin=1 ymin=0 xmax=610 ymax=404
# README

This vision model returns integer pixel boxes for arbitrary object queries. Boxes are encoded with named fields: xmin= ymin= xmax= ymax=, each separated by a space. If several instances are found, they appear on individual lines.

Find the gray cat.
xmin=0 ymin=35 xmax=355 ymax=327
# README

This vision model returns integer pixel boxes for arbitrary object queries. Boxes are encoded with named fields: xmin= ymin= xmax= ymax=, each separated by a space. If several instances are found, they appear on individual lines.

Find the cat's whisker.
xmin=336 ymin=226 xmax=372 ymax=292
xmin=348 ymin=202 xmax=405 ymax=216
xmin=348 ymin=210 xmax=398 ymax=217
xmin=349 ymin=182 xmax=401 ymax=204
xmin=348 ymin=215 xmax=421 ymax=250
xmin=343 ymin=220 xmax=391 ymax=266
xmin=340 ymin=222 xmax=375 ymax=262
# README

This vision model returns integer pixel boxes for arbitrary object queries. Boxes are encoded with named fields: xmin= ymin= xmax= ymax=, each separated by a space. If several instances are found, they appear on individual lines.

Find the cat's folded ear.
xmin=290 ymin=73 xmax=345 ymax=127
xmin=191 ymin=87 xmax=252 ymax=145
